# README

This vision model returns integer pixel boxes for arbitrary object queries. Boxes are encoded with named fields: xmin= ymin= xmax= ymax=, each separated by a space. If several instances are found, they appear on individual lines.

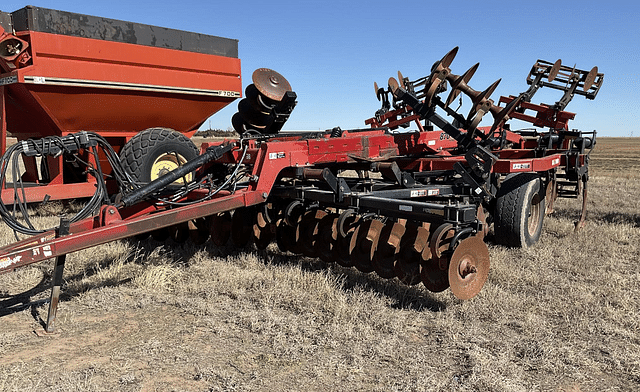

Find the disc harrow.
xmin=0 ymin=50 xmax=603 ymax=330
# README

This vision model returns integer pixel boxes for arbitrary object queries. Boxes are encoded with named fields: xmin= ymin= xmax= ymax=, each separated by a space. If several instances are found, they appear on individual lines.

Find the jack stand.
xmin=43 ymin=217 xmax=70 ymax=333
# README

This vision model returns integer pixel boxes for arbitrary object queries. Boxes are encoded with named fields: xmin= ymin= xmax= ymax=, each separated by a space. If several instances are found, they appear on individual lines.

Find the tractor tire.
xmin=120 ymin=127 xmax=199 ymax=185
xmin=493 ymin=173 xmax=545 ymax=248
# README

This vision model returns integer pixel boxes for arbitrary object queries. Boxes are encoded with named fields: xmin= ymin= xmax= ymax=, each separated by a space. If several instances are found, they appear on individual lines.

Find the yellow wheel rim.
xmin=150 ymin=152 xmax=193 ymax=184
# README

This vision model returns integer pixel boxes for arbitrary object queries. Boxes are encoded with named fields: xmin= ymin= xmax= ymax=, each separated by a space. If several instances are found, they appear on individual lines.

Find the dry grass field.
xmin=0 ymin=137 xmax=639 ymax=391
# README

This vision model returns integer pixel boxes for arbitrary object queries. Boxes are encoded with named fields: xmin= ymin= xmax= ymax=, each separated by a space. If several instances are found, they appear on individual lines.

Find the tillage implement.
xmin=0 ymin=7 xmax=603 ymax=331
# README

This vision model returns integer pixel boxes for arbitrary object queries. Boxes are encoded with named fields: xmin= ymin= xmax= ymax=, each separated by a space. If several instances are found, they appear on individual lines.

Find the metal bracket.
xmin=44 ymin=217 xmax=70 ymax=333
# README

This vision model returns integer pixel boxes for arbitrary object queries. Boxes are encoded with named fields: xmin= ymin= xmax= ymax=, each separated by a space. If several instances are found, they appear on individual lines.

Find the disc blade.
xmin=252 ymin=68 xmax=292 ymax=101
xmin=548 ymin=59 xmax=562 ymax=81
xmin=448 ymin=236 xmax=490 ymax=300
xmin=583 ymin=66 xmax=598 ymax=92
xmin=231 ymin=207 xmax=254 ymax=247
xmin=209 ymin=211 xmax=231 ymax=246
xmin=441 ymin=47 xmax=459 ymax=68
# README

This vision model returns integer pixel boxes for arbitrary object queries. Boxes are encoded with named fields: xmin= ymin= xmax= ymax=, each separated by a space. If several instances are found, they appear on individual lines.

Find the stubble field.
xmin=0 ymin=137 xmax=639 ymax=391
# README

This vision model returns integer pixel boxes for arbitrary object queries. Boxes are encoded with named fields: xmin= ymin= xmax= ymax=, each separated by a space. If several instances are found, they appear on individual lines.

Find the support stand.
xmin=44 ymin=217 xmax=70 ymax=333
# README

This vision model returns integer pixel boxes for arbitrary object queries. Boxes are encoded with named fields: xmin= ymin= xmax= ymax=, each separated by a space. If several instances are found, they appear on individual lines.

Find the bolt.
xmin=262 ymin=192 xmax=268 ymax=199
xmin=109 ymin=208 xmax=115 ymax=215
xmin=270 ymin=76 xmax=279 ymax=85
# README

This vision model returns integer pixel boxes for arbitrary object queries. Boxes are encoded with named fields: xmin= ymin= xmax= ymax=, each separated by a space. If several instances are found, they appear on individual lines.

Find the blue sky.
xmin=2 ymin=0 xmax=638 ymax=136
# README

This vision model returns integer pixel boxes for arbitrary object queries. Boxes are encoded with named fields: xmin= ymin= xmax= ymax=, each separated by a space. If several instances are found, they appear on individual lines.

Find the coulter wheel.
xmin=120 ymin=127 xmax=199 ymax=186
xmin=448 ymin=236 xmax=490 ymax=300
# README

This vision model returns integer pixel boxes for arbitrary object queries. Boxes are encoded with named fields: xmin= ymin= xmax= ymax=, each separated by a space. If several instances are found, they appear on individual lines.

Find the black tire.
xmin=494 ymin=173 xmax=545 ymax=248
xmin=120 ymin=127 xmax=199 ymax=185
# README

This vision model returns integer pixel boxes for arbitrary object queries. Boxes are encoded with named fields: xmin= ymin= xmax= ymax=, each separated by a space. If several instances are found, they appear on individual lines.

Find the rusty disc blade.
xmin=253 ymin=209 xmax=274 ymax=250
xmin=583 ymin=66 xmax=598 ymax=92
xmin=420 ymin=246 xmax=449 ymax=292
xmin=548 ymin=59 xmax=562 ymax=81
xmin=448 ymin=236 xmax=490 ymax=300
xmin=429 ymin=223 xmax=454 ymax=260
xmin=446 ymin=62 xmax=479 ymax=106
xmin=238 ymin=98 xmax=271 ymax=125
xmin=372 ymin=221 xmax=406 ymax=279
xmin=397 ymin=71 xmax=405 ymax=89
xmin=246 ymin=84 xmax=275 ymax=112
xmin=151 ymin=227 xmax=170 ymax=242
xmin=169 ymin=222 xmax=191 ymax=243
xmin=231 ymin=112 xmax=247 ymax=134
xmin=336 ymin=214 xmax=359 ymax=268
xmin=209 ymin=211 xmax=232 ymax=246
xmin=252 ymin=68 xmax=292 ymax=101
xmin=276 ymin=219 xmax=297 ymax=253
xmin=440 ymin=47 xmax=458 ymax=69
xmin=315 ymin=213 xmax=340 ymax=263
xmin=350 ymin=219 xmax=383 ymax=273
xmin=231 ymin=207 xmax=254 ymax=247
xmin=388 ymin=77 xmax=400 ymax=95
xmin=298 ymin=209 xmax=328 ymax=257
xmin=189 ymin=217 xmax=211 ymax=245
xmin=394 ymin=224 xmax=426 ymax=285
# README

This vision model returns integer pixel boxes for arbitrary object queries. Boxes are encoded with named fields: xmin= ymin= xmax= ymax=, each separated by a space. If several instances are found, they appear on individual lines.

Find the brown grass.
xmin=0 ymin=138 xmax=639 ymax=391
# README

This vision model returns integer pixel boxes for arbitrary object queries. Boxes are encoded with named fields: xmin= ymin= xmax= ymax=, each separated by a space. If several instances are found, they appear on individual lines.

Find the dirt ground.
xmin=0 ymin=137 xmax=639 ymax=391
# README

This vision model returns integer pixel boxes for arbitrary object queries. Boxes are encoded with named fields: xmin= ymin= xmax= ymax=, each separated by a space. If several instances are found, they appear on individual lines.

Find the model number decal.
xmin=269 ymin=152 xmax=286 ymax=160
xmin=512 ymin=163 xmax=531 ymax=170
xmin=552 ymin=158 xmax=560 ymax=166
xmin=0 ymin=76 xmax=18 ymax=86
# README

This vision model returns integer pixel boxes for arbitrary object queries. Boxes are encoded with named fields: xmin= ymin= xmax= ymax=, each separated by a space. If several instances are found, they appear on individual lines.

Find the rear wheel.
xmin=494 ymin=173 xmax=545 ymax=247
xmin=120 ymin=127 xmax=199 ymax=185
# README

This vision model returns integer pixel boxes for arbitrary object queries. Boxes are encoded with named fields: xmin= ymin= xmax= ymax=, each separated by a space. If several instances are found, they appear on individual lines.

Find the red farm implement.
xmin=0 ymin=8 xmax=603 ymax=332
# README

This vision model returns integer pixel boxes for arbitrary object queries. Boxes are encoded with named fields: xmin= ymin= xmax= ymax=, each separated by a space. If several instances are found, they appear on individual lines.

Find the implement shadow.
xmin=259 ymin=247 xmax=447 ymax=313
xmin=0 ymin=271 xmax=50 ymax=318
